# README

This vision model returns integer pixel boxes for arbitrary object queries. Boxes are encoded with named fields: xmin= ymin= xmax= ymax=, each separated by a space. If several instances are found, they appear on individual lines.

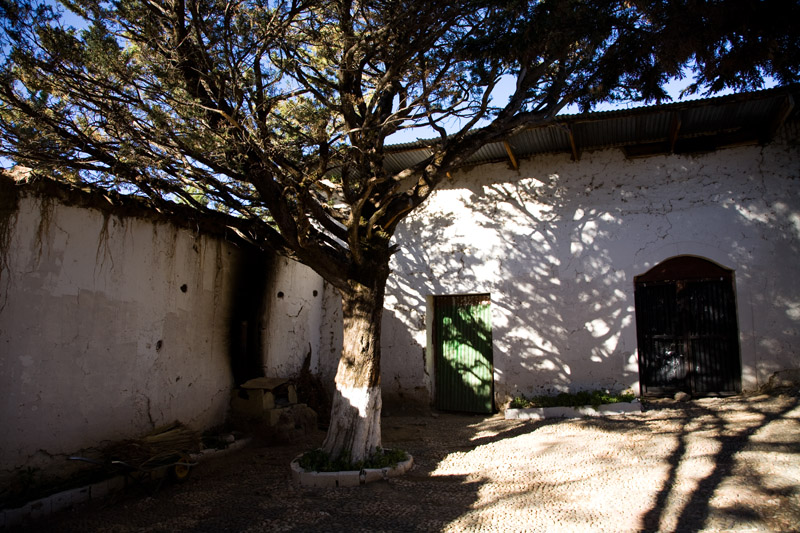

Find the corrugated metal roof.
xmin=510 ymin=125 xmax=571 ymax=155
xmin=385 ymin=86 xmax=798 ymax=173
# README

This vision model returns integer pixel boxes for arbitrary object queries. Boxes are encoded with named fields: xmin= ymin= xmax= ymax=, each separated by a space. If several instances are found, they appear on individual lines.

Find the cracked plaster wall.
xmin=259 ymin=260 xmax=344 ymax=398
xmin=384 ymin=124 xmax=800 ymax=407
xmin=0 ymin=193 xmax=244 ymax=475
xmin=260 ymin=256 xmax=330 ymax=378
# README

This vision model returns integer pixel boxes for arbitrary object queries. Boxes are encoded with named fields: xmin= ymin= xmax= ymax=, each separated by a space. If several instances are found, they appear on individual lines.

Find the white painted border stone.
xmin=49 ymin=486 xmax=91 ymax=514
xmin=1 ymin=438 xmax=253 ymax=528
xmin=505 ymin=401 xmax=641 ymax=420
xmin=290 ymin=452 xmax=414 ymax=488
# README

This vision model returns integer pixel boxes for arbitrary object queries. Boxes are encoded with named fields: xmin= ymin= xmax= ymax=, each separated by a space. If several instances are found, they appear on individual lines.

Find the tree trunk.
xmin=321 ymin=272 xmax=388 ymax=463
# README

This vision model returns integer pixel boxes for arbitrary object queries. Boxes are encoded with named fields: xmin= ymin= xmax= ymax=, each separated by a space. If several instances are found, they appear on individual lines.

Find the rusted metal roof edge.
xmin=385 ymin=85 xmax=799 ymax=171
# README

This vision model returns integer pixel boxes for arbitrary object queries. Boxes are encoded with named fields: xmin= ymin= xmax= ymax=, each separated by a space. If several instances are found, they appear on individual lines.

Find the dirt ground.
xmin=11 ymin=394 xmax=800 ymax=532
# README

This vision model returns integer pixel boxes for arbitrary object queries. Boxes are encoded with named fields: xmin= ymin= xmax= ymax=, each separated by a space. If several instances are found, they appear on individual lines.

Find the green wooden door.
xmin=434 ymin=294 xmax=493 ymax=413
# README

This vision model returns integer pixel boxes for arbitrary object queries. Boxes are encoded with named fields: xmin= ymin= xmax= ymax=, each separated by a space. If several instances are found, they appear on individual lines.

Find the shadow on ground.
xmin=640 ymin=395 xmax=799 ymax=531
xmin=11 ymin=409 xmax=551 ymax=533
xmin=10 ymin=394 xmax=800 ymax=532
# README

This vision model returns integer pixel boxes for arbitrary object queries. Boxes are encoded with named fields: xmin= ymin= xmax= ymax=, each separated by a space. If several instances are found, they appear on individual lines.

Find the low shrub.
xmin=297 ymin=447 xmax=408 ymax=473
xmin=510 ymin=389 xmax=636 ymax=409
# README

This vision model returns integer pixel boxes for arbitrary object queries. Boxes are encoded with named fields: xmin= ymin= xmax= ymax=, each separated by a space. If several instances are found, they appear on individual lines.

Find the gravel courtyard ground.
xmin=14 ymin=394 xmax=800 ymax=532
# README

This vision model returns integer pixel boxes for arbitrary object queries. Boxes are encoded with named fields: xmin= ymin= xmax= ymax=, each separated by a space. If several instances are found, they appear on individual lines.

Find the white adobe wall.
xmin=260 ymin=257 xmax=329 ymax=378
xmin=384 ymin=124 xmax=800 ymax=406
xmin=259 ymin=261 xmax=344 ymax=395
xmin=317 ymin=281 xmax=344 ymax=388
xmin=0 ymin=192 xmax=244 ymax=476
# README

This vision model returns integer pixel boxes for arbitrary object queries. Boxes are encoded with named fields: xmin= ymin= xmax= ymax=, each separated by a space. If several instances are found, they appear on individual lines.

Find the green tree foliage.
xmin=1 ymin=0 xmax=795 ymax=278
xmin=1 ymin=0 xmax=796 ymax=459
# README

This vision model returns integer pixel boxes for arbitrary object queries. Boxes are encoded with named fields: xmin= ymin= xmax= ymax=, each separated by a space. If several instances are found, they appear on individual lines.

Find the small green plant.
xmin=510 ymin=389 xmax=636 ymax=409
xmin=509 ymin=396 xmax=530 ymax=408
xmin=298 ymin=447 xmax=408 ymax=472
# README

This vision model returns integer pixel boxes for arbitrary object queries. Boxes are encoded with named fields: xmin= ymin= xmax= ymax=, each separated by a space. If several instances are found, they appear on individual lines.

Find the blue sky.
xmin=383 ymin=74 xmax=765 ymax=146
xmin=10 ymin=2 xmax=777 ymax=154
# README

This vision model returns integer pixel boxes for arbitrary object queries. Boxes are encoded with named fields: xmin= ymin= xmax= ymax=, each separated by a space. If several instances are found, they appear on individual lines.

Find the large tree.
xmin=1 ymin=0 xmax=797 ymax=462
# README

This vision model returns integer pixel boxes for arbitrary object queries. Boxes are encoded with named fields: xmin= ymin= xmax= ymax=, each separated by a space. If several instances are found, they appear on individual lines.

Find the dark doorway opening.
xmin=634 ymin=256 xmax=741 ymax=396
xmin=230 ymin=251 xmax=271 ymax=385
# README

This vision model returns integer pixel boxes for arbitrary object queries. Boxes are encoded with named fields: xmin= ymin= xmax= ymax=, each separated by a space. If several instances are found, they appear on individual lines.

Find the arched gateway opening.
xmin=634 ymin=256 xmax=742 ymax=396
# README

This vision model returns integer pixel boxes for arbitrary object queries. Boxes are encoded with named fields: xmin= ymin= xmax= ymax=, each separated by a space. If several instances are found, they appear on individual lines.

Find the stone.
xmin=230 ymin=378 xmax=298 ymax=420
xmin=362 ymin=469 xmax=386 ymax=483
xmin=337 ymin=471 xmax=361 ymax=487
xmin=765 ymin=369 xmax=800 ymax=392
xmin=49 ymin=486 xmax=90 ymax=513
xmin=505 ymin=402 xmax=642 ymax=420
xmin=291 ymin=452 xmax=414 ymax=487
xmin=674 ymin=391 xmax=692 ymax=402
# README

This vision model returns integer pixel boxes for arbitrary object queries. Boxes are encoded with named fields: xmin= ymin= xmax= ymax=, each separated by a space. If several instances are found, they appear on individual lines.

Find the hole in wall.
xmin=156 ymin=340 xmax=163 ymax=352
xmin=180 ymin=284 xmax=188 ymax=293
xmin=313 ymin=290 xmax=318 ymax=297
xmin=277 ymin=291 xmax=284 ymax=299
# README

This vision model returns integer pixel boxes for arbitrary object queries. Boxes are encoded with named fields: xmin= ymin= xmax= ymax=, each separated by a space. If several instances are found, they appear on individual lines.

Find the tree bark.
xmin=321 ymin=269 xmax=388 ymax=463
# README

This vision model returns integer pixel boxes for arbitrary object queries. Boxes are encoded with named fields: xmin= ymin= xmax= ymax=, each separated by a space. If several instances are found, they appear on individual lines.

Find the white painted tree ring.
xmin=289 ymin=452 xmax=414 ymax=487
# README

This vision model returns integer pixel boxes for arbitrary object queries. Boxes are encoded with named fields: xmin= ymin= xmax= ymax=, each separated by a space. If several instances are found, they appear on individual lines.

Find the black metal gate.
xmin=433 ymin=294 xmax=494 ymax=413
xmin=634 ymin=257 xmax=741 ymax=396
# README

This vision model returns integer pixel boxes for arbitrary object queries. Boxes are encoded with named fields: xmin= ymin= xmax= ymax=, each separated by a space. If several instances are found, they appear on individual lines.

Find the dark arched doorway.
xmin=634 ymin=256 xmax=741 ymax=396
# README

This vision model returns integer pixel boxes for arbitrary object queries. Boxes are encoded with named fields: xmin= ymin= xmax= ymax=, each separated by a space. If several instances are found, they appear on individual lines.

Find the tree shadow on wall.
xmin=434 ymin=302 xmax=494 ymax=413
xmin=389 ymin=172 xmax=638 ymax=399
xmin=390 ymin=155 xmax=800 ymax=399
